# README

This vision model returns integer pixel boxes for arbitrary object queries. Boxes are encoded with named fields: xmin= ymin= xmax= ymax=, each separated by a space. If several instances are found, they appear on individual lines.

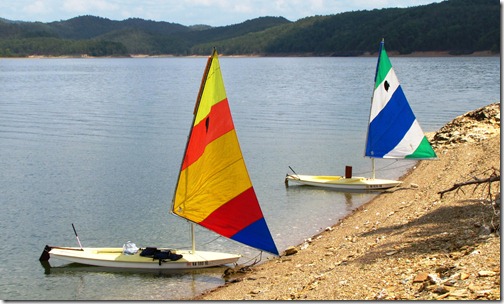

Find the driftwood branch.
xmin=438 ymin=174 xmax=500 ymax=199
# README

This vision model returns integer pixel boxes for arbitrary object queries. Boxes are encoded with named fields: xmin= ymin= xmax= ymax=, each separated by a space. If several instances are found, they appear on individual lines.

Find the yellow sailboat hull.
xmin=285 ymin=174 xmax=402 ymax=190
xmin=41 ymin=246 xmax=240 ymax=269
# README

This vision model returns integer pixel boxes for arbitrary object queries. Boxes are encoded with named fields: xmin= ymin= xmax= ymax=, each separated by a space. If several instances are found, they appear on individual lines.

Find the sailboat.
xmin=285 ymin=39 xmax=437 ymax=191
xmin=40 ymin=49 xmax=278 ymax=269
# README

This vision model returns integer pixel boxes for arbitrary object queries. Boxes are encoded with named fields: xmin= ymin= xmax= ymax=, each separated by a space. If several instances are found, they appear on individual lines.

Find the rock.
xmin=432 ymin=285 xmax=452 ymax=294
xmin=468 ymin=284 xmax=478 ymax=292
xmin=475 ymin=290 xmax=493 ymax=298
xmin=413 ymin=272 xmax=429 ymax=283
xmin=428 ymin=273 xmax=441 ymax=284
xmin=477 ymin=270 xmax=497 ymax=277
xmin=459 ymin=272 xmax=470 ymax=280
xmin=284 ymin=246 xmax=298 ymax=256
xmin=436 ymin=292 xmax=450 ymax=300
xmin=375 ymin=289 xmax=388 ymax=300
xmin=435 ymin=265 xmax=454 ymax=274
xmin=449 ymin=289 xmax=469 ymax=298
xmin=433 ymin=103 xmax=500 ymax=146
xmin=223 ymin=267 xmax=236 ymax=276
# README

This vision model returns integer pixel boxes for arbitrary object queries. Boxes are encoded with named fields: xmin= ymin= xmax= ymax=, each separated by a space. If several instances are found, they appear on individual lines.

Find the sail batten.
xmin=173 ymin=49 xmax=278 ymax=256
xmin=366 ymin=40 xmax=437 ymax=160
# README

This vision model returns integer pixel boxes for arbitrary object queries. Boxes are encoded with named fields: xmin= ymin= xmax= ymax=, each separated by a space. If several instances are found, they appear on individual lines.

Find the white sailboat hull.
xmin=285 ymin=174 xmax=402 ymax=190
xmin=41 ymin=246 xmax=240 ymax=269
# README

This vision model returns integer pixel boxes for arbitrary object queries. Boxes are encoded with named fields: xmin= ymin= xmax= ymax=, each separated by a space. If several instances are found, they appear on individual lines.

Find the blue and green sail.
xmin=365 ymin=40 xmax=437 ymax=160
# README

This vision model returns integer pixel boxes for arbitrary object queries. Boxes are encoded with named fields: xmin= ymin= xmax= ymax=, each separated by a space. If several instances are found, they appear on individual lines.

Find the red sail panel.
xmin=198 ymin=187 xmax=262 ymax=237
xmin=181 ymin=98 xmax=234 ymax=171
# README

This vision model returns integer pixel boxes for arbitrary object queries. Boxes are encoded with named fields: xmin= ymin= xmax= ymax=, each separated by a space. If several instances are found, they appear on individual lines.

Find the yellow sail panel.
xmin=194 ymin=55 xmax=227 ymax=126
xmin=173 ymin=130 xmax=252 ymax=222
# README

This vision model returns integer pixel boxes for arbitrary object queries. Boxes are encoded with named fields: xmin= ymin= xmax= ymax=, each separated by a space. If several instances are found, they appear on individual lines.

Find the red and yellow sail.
xmin=172 ymin=49 xmax=278 ymax=255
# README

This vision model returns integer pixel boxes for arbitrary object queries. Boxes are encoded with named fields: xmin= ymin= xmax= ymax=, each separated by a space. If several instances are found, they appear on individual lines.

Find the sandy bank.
xmin=194 ymin=103 xmax=501 ymax=300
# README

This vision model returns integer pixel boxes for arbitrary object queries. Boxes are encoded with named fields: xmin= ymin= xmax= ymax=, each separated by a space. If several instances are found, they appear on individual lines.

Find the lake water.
xmin=0 ymin=56 xmax=499 ymax=300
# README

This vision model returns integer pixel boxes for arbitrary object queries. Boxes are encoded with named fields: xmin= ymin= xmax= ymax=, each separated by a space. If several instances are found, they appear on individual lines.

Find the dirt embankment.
xmin=194 ymin=102 xmax=501 ymax=301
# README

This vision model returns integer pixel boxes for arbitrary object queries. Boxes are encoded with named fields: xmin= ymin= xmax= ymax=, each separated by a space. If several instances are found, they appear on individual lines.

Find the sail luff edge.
xmin=171 ymin=49 xmax=216 ymax=215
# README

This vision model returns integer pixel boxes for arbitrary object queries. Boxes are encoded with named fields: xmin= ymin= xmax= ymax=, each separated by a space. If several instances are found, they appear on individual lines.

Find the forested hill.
xmin=0 ymin=0 xmax=499 ymax=57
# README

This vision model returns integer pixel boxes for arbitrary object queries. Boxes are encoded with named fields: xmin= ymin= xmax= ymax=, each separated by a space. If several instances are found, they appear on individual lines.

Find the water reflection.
xmin=41 ymin=261 xmax=227 ymax=277
xmin=284 ymin=182 xmax=379 ymax=212
xmin=40 ymin=261 xmax=228 ymax=300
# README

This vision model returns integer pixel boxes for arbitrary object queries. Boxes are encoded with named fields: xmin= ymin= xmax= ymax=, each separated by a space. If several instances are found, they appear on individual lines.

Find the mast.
xmin=366 ymin=39 xmax=384 ymax=180
xmin=371 ymin=158 xmax=376 ymax=179
xmin=171 ymin=49 xmax=216 ymax=254
xmin=191 ymin=223 xmax=196 ymax=254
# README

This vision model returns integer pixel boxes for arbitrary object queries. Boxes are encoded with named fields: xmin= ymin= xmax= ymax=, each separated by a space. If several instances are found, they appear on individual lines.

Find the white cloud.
xmin=23 ymin=0 xmax=52 ymax=15
xmin=62 ymin=0 xmax=119 ymax=14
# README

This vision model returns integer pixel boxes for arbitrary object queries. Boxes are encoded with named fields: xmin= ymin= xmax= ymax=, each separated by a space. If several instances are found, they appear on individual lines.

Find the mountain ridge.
xmin=0 ymin=0 xmax=499 ymax=57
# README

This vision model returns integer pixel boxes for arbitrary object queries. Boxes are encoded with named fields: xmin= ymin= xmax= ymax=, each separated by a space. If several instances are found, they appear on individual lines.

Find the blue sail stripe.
xmin=366 ymin=85 xmax=416 ymax=158
xmin=231 ymin=217 xmax=279 ymax=255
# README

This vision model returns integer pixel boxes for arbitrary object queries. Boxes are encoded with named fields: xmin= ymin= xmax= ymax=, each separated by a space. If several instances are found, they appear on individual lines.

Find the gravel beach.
xmin=194 ymin=103 xmax=501 ymax=301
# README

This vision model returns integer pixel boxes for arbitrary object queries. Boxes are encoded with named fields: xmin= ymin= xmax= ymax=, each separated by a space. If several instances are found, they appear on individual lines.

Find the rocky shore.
xmin=195 ymin=103 xmax=500 ymax=300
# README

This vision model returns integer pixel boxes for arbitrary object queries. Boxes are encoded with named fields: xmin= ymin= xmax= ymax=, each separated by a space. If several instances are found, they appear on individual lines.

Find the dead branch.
xmin=438 ymin=175 xmax=500 ymax=199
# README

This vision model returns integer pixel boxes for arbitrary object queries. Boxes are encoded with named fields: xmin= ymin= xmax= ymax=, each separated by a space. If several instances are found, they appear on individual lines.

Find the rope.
xmin=190 ymin=235 xmax=265 ymax=268
xmin=354 ymin=159 xmax=413 ymax=175
xmin=239 ymin=251 xmax=263 ymax=267
xmin=200 ymin=235 xmax=223 ymax=247
xmin=171 ymin=234 xmax=224 ymax=251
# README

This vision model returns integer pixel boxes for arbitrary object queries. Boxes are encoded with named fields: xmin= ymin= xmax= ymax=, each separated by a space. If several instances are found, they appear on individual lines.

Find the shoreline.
xmin=194 ymin=103 xmax=501 ymax=300
xmin=0 ymin=50 xmax=499 ymax=59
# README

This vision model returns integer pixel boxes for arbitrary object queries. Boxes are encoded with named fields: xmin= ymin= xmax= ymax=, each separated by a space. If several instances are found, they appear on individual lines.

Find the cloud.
xmin=62 ymin=0 xmax=119 ymax=14
xmin=24 ymin=0 xmax=52 ymax=15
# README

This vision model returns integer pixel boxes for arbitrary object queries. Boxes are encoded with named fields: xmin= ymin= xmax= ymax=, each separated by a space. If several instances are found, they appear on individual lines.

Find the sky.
xmin=0 ymin=0 xmax=444 ymax=26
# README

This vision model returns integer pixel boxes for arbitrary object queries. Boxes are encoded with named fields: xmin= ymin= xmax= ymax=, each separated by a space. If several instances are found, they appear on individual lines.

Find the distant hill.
xmin=48 ymin=16 xmax=190 ymax=40
xmin=258 ymin=0 xmax=500 ymax=56
xmin=0 ymin=0 xmax=499 ymax=57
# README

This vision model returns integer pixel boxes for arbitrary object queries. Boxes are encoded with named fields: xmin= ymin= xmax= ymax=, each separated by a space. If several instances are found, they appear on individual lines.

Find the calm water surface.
xmin=0 ymin=56 xmax=499 ymax=300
